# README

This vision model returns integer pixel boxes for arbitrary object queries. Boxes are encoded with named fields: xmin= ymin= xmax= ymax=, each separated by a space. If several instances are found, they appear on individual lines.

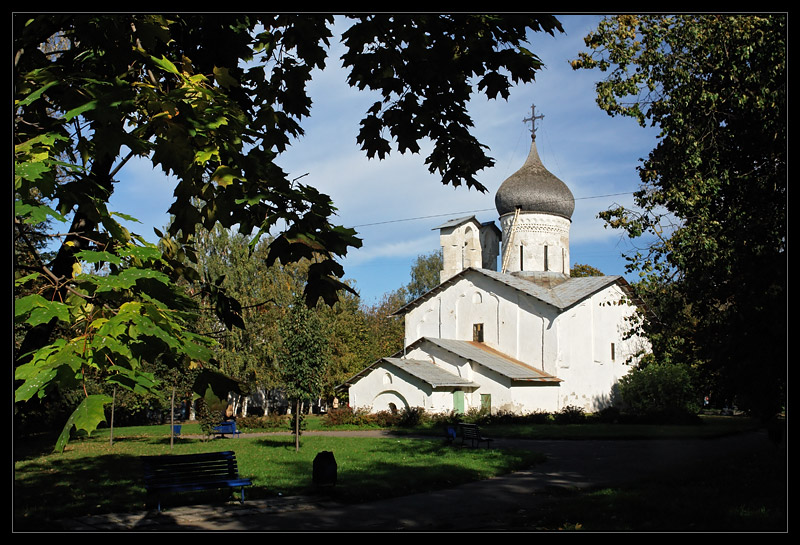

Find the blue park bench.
xmin=142 ymin=451 xmax=252 ymax=512
xmin=212 ymin=420 xmax=241 ymax=438
xmin=456 ymin=423 xmax=493 ymax=448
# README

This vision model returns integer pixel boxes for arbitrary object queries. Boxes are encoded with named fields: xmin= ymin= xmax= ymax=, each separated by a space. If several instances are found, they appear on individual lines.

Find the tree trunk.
xmin=170 ymin=387 xmax=175 ymax=450
xmin=109 ymin=387 xmax=116 ymax=446
xmin=294 ymin=398 xmax=300 ymax=452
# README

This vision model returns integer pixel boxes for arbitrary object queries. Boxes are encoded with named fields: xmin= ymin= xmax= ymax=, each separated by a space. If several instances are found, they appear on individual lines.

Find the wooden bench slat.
xmin=457 ymin=423 xmax=493 ymax=448
xmin=142 ymin=450 xmax=252 ymax=512
xmin=211 ymin=421 xmax=241 ymax=438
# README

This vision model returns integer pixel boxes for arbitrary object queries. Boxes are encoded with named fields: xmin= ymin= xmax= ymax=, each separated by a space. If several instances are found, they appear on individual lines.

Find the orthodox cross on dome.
xmin=523 ymin=104 xmax=544 ymax=140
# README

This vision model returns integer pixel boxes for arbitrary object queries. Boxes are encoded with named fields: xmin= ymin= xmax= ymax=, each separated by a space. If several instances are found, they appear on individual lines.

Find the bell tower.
xmin=495 ymin=105 xmax=574 ymax=280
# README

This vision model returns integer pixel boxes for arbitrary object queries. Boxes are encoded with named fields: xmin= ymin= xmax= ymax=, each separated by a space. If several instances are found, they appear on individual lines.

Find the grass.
xmin=405 ymin=414 xmax=764 ymax=440
xmin=13 ymin=415 xmax=785 ymax=532
xmin=13 ymin=425 xmax=544 ymax=530
xmin=512 ymin=445 xmax=786 ymax=532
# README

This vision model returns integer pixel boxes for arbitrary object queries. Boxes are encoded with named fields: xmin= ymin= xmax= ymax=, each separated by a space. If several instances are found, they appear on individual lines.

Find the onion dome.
xmin=495 ymin=138 xmax=575 ymax=220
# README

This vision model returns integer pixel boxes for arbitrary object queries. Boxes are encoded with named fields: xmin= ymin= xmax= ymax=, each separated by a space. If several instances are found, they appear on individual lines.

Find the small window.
xmin=544 ymin=245 xmax=549 ymax=271
xmin=473 ymin=323 xmax=484 ymax=343
xmin=610 ymin=343 xmax=616 ymax=362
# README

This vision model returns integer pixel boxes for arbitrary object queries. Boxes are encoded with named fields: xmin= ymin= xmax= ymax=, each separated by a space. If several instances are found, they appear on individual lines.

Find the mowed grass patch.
xmin=14 ymin=430 xmax=544 ymax=529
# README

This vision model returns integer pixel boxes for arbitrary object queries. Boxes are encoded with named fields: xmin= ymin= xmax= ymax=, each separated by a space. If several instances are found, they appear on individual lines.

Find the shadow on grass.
xmin=15 ymin=451 xmax=148 ymax=530
xmin=14 ymin=433 xmax=546 ymax=530
xmin=248 ymin=435 xmax=546 ymax=504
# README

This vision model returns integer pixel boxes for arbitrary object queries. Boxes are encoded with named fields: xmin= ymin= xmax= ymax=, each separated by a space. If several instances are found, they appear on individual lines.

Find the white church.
xmin=342 ymin=107 xmax=650 ymax=416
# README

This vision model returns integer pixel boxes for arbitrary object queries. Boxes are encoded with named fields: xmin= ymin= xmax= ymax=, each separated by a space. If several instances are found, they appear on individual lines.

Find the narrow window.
xmin=473 ymin=323 xmax=484 ymax=343
xmin=519 ymin=245 xmax=524 ymax=270
xmin=610 ymin=343 xmax=616 ymax=362
xmin=544 ymin=245 xmax=549 ymax=271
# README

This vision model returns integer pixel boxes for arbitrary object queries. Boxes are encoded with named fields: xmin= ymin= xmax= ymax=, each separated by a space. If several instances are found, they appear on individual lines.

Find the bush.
xmin=322 ymin=406 xmax=375 ymax=427
xmin=236 ymin=414 xmax=287 ymax=430
xmin=525 ymin=410 xmax=553 ymax=424
xmin=595 ymin=405 xmax=622 ymax=423
xmin=194 ymin=398 xmax=218 ymax=438
xmin=427 ymin=410 xmax=462 ymax=427
xmin=553 ymin=405 xmax=586 ymax=424
xmin=397 ymin=406 xmax=427 ymax=427
xmin=618 ymin=362 xmax=701 ymax=423
xmin=488 ymin=409 xmax=518 ymax=425
xmin=373 ymin=410 xmax=402 ymax=427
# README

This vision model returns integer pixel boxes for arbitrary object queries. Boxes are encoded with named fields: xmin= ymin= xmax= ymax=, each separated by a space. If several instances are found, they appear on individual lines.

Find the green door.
xmin=480 ymin=394 xmax=491 ymax=413
xmin=453 ymin=390 xmax=465 ymax=414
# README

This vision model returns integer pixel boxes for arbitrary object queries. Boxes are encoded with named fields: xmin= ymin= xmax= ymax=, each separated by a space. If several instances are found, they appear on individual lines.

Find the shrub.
xmin=490 ymin=409 xmax=519 ymax=425
xmin=428 ymin=410 xmax=462 ymax=427
xmin=617 ymin=362 xmax=701 ymax=423
xmin=595 ymin=405 xmax=621 ymax=423
xmin=554 ymin=405 xmax=586 ymax=424
xmin=194 ymin=398 xmax=218 ymax=438
xmin=289 ymin=411 xmax=307 ymax=436
xmin=322 ymin=406 xmax=375 ymax=427
xmin=398 ymin=406 xmax=427 ymax=427
xmin=236 ymin=414 xmax=287 ymax=430
xmin=521 ymin=410 xmax=553 ymax=424
xmin=372 ymin=410 xmax=401 ymax=427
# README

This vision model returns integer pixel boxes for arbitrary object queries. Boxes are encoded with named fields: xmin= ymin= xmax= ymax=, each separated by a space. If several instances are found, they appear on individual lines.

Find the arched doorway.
xmin=372 ymin=390 xmax=409 ymax=412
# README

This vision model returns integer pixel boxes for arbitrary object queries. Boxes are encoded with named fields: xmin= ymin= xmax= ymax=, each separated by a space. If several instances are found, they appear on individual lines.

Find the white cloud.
xmin=105 ymin=15 xmax=660 ymax=302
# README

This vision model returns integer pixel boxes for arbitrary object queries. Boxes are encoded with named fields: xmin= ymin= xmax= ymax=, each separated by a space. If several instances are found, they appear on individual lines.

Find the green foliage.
xmin=404 ymin=251 xmax=443 ymax=302
xmin=54 ymin=394 xmax=112 ymax=452
xmin=341 ymin=14 xmax=563 ymax=191
xmin=573 ymin=15 xmax=786 ymax=419
xmin=14 ymin=14 xmax=565 ymax=450
xmin=288 ymin=412 xmax=307 ymax=438
xmin=194 ymin=388 xmax=226 ymax=438
xmin=235 ymin=413 xmax=288 ymax=431
xmin=617 ymin=362 xmax=701 ymax=423
xmin=570 ymin=263 xmax=604 ymax=277
xmin=397 ymin=406 xmax=428 ymax=427
xmin=553 ymin=405 xmax=587 ymax=424
xmin=323 ymin=406 xmax=380 ymax=427
xmin=278 ymin=296 xmax=330 ymax=449
xmin=278 ymin=298 xmax=330 ymax=401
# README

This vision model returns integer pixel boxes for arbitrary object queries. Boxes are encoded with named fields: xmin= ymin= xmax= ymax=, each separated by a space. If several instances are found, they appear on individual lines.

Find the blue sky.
xmin=108 ymin=15 xmax=661 ymax=305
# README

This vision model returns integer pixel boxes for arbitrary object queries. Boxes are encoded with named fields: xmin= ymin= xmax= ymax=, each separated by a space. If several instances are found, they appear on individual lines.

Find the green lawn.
xmin=514 ymin=444 xmax=786 ymax=532
xmin=13 ymin=415 xmax=785 ymax=531
xmin=13 ymin=426 xmax=544 ymax=529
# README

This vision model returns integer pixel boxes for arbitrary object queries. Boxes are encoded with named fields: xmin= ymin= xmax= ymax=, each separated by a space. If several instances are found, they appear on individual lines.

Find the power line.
xmin=352 ymin=191 xmax=635 ymax=228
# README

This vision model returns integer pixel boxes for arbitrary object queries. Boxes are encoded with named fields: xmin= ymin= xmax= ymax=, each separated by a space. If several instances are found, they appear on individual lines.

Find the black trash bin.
xmin=312 ymin=450 xmax=337 ymax=487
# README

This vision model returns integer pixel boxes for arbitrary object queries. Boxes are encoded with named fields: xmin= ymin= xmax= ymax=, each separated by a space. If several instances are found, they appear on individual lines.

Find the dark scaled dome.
xmin=495 ymin=139 xmax=575 ymax=219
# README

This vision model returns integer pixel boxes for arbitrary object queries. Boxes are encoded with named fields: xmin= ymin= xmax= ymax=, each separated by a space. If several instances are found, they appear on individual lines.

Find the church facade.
xmin=342 ymin=108 xmax=649 ymax=415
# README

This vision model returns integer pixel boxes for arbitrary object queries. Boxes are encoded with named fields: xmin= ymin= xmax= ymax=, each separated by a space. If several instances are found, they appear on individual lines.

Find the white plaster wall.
xmin=349 ymin=362 xmax=431 ymax=412
xmin=407 ymin=342 xmax=562 ymax=414
xmin=440 ymin=220 xmax=483 ymax=282
xmin=398 ymin=271 xmax=649 ymax=415
xmin=500 ymin=212 xmax=570 ymax=274
xmin=405 ymin=272 xmax=557 ymax=373
xmin=553 ymin=284 xmax=645 ymax=412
